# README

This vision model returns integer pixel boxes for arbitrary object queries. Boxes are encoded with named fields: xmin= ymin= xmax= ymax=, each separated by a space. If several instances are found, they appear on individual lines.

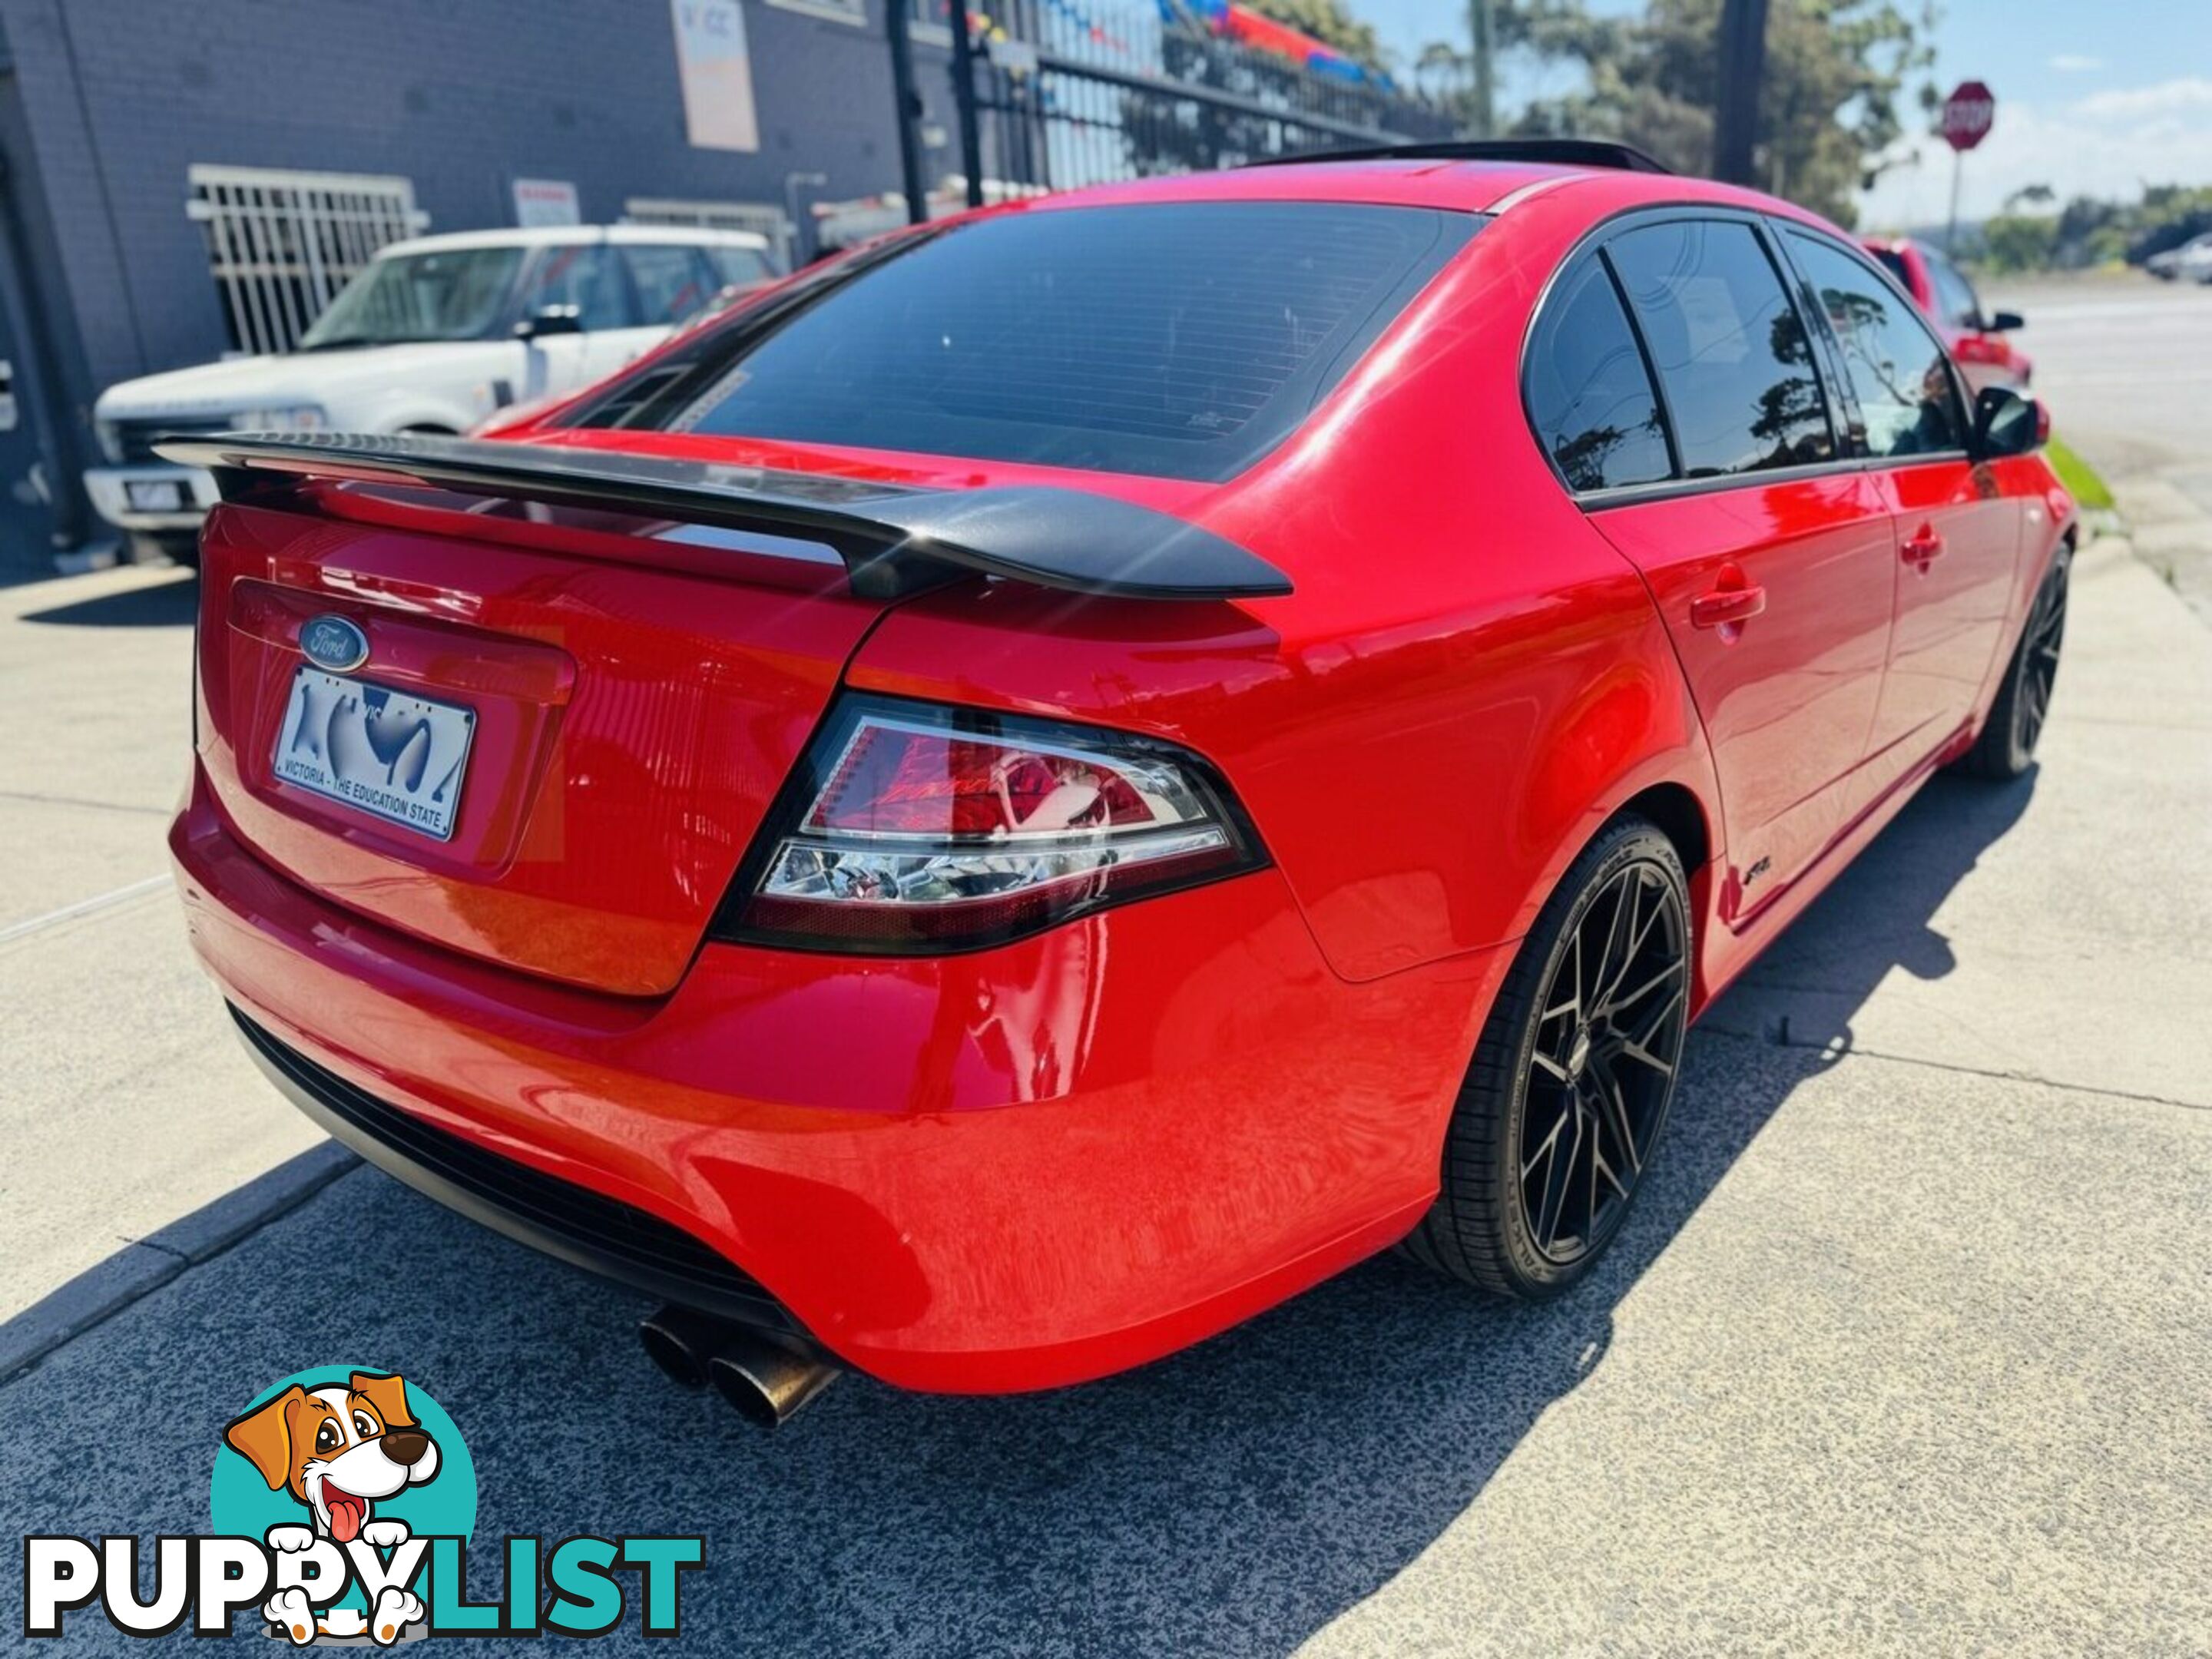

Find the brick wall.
xmin=0 ymin=0 xmax=949 ymax=393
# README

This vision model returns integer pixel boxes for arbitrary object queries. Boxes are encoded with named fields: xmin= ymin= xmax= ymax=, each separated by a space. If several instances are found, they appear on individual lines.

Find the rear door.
xmin=1778 ymin=228 xmax=2020 ymax=810
xmin=1545 ymin=214 xmax=1896 ymax=922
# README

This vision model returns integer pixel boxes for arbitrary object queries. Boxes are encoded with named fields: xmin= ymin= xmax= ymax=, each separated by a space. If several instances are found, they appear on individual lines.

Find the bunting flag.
xmin=1158 ymin=0 xmax=1396 ymax=91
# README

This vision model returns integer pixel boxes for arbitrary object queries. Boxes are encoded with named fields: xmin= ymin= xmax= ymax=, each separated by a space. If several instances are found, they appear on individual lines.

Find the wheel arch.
xmin=1612 ymin=780 xmax=1711 ymax=882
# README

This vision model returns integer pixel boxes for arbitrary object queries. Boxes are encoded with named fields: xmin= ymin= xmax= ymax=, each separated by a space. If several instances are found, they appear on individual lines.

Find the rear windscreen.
xmin=571 ymin=203 xmax=1477 ymax=482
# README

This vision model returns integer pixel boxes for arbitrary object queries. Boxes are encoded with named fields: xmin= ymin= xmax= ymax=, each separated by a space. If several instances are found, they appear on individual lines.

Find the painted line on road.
xmin=0 ymin=873 xmax=170 ymax=947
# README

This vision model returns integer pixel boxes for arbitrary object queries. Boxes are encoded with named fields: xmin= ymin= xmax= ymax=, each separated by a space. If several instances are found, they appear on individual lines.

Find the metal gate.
xmin=187 ymin=165 xmax=427 ymax=357
xmin=948 ymin=0 xmax=1454 ymax=193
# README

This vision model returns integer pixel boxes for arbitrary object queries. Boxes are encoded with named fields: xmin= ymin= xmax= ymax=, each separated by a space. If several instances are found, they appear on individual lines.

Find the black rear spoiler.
xmin=153 ymin=431 xmax=1293 ymax=602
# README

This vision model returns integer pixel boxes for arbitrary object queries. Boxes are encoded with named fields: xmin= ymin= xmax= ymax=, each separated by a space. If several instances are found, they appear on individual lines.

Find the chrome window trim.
xmin=1578 ymin=449 xmax=1974 ymax=512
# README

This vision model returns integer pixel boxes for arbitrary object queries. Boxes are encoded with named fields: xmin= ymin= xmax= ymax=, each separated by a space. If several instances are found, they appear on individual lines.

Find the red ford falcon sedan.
xmin=164 ymin=141 xmax=2073 ymax=1423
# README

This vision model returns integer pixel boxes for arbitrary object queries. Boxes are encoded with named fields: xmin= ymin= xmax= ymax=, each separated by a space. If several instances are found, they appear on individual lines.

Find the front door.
xmin=515 ymin=242 xmax=636 ymax=401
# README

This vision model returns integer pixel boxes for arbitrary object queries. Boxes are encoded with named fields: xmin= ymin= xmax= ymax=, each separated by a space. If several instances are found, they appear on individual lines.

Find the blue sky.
xmin=1357 ymin=0 xmax=2212 ymax=226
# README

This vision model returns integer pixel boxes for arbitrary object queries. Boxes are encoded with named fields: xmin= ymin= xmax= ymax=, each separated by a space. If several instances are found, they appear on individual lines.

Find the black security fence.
xmin=931 ymin=0 xmax=1456 ymax=196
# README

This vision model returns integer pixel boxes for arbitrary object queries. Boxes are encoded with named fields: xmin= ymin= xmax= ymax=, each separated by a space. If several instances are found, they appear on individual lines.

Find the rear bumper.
xmin=229 ymin=1005 xmax=806 ymax=1339
xmin=173 ymin=771 xmax=1502 ymax=1392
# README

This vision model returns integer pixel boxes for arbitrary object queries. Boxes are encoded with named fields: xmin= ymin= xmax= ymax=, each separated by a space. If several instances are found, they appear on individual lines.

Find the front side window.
xmin=1526 ymin=259 xmax=1673 ymax=492
xmin=1786 ymin=232 xmax=1966 ymax=459
xmin=298 ymin=247 xmax=523 ymax=349
xmin=523 ymin=243 xmax=631 ymax=331
xmin=575 ymin=202 xmax=1475 ymax=482
xmin=1607 ymin=219 xmax=1833 ymax=478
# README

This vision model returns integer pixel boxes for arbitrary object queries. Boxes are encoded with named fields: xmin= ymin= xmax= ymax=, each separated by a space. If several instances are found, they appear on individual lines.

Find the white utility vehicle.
xmin=87 ymin=224 xmax=776 ymax=563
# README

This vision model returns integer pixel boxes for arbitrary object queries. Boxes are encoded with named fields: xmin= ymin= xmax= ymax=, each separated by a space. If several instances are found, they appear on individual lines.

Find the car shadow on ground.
xmin=18 ymin=568 xmax=197 ymax=628
xmin=0 ymin=770 xmax=2036 ymax=1657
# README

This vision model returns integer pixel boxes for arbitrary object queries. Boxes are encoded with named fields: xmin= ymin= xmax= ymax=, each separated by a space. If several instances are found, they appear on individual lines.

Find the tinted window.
xmin=1527 ymin=260 xmax=1672 ymax=492
xmin=624 ymin=245 xmax=717 ymax=325
xmin=1871 ymin=247 xmax=1912 ymax=290
xmin=1786 ymin=232 xmax=1966 ymax=459
xmin=595 ymin=203 xmax=1473 ymax=481
xmin=1608 ymin=220 xmax=1833 ymax=478
xmin=525 ymin=243 xmax=630 ymax=331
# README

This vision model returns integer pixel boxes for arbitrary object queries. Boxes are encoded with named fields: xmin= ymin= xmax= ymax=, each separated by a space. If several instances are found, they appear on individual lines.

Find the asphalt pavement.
xmin=2 ymin=278 xmax=2209 ymax=1655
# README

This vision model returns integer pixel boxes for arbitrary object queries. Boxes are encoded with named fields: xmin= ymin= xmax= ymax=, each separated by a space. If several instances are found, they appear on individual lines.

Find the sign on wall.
xmin=512 ymin=178 xmax=582 ymax=227
xmin=671 ymin=0 xmax=761 ymax=153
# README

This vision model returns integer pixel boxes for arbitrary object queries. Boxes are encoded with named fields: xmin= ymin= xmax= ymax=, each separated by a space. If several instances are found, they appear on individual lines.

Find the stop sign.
xmin=1942 ymin=81 xmax=1996 ymax=152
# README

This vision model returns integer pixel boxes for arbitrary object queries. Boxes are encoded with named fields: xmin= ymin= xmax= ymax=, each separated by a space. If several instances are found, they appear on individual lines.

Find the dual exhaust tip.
xmin=638 ymin=1305 xmax=839 ymax=1428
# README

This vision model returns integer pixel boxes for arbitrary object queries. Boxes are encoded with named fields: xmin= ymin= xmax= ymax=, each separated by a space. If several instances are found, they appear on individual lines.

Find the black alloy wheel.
xmin=1517 ymin=858 xmax=1688 ymax=1267
xmin=1403 ymin=816 xmax=1692 ymax=1298
xmin=1958 ymin=546 xmax=2070 ymax=780
xmin=2012 ymin=553 xmax=2068 ymax=759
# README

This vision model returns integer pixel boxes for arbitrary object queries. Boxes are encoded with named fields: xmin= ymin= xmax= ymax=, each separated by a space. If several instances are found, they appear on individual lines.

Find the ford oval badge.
xmin=300 ymin=614 xmax=369 ymax=674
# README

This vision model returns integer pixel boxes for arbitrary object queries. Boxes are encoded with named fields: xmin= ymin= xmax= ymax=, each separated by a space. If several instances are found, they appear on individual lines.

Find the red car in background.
xmin=1863 ymin=235 xmax=2034 ymax=391
xmin=164 ymin=142 xmax=2073 ymax=1423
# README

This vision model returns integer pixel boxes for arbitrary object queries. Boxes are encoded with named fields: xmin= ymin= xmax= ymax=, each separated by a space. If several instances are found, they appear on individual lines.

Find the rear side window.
xmin=1526 ymin=259 xmax=1673 ymax=492
xmin=1607 ymin=220 xmax=1833 ymax=478
xmin=581 ymin=203 xmax=1475 ymax=481
xmin=1785 ymin=231 xmax=1967 ymax=459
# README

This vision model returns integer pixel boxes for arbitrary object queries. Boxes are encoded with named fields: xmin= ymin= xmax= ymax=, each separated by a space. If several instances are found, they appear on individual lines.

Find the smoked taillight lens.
xmin=714 ymin=695 xmax=1265 ymax=952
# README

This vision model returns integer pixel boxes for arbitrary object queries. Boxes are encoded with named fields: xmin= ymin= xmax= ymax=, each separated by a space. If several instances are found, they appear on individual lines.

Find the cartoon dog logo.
xmin=224 ymin=1371 xmax=439 ymax=1644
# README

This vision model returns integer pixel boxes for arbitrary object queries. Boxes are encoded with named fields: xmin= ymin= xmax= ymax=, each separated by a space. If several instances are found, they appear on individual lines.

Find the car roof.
xmin=378 ymin=224 xmax=772 ymax=257
xmin=1027 ymin=154 xmax=1827 ymax=225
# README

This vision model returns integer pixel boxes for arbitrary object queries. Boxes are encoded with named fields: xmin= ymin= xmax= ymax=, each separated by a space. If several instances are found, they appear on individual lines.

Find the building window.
xmin=187 ymin=165 xmax=427 ymax=356
xmin=764 ymin=0 xmax=866 ymax=25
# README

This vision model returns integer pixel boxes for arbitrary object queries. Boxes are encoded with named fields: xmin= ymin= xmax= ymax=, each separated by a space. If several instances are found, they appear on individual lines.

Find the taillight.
xmin=714 ymin=695 xmax=1265 ymax=952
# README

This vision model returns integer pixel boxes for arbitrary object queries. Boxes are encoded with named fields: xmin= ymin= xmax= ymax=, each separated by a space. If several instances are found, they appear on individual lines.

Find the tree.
xmin=1979 ymin=214 xmax=2058 ymax=274
xmin=1419 ymin=0 xmax=1939 ymax=226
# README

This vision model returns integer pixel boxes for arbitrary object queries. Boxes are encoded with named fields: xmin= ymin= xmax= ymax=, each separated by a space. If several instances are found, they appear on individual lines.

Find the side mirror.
xmin=1983 ymin=309 xmax=2025 ymax=333
xmin=1972 ymin=386 xmax=2044 ymax=458
xmin=514 ymin=303 xmax=584 ymax=340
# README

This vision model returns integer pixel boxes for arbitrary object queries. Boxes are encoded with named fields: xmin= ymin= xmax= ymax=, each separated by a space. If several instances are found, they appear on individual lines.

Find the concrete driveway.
xmin=3 ymin=286 xmax=2209 ymax=1654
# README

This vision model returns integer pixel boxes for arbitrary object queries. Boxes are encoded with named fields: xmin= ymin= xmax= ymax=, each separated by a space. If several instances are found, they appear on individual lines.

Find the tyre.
xmin=1402 ymin=815 xmax=1691 ymax=1299
xmin=1955 ymin=545 xmax=2069 ymax=780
